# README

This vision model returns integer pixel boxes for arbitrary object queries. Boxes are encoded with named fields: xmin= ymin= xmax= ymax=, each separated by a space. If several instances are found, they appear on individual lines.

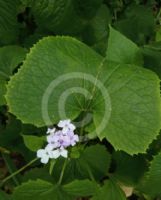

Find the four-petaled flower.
xmin=37 ymin=146 xmax=55 ymax=164
xmin=47 ymin=130 xmax=71 ymax=149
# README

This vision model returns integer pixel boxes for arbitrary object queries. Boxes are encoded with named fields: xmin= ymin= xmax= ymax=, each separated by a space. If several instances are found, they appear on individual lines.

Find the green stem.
xmin=156 ymin=8 xmax=161 ymax=23
xmin=79 ymin=110 xmax=90 ymax=136
xmin=2 ymin=153 xmax=19 ymax=186
xmin=1 ymin=157 xmax=38 ymax=187
xmin=58 ymin=159 xmax=68 ymax=185
xmin=80 ymin=115 xmax=85 ymax=136
xmin=49 ymin=159 xmax=56 ymax=175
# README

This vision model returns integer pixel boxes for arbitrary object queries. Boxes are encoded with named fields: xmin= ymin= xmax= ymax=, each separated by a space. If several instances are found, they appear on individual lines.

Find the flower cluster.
xmin=37 ymin=119 xmax=79 ymax=164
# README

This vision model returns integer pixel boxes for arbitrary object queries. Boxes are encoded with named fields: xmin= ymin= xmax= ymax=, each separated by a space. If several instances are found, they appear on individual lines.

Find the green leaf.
xmin=142 ymin=42 xmax=161 ymax=79
xmin=147 ymin=131 xmax=161 ymax=158
xmin=138 ymin=152 xmax=161 ymax=198
xmin=89 ymin=4 xmax=111 ymax=56
xmin=23 ymin=33 xmax=48 ymax=49
xmin=0 ymin=46 xmax=27 ymax=105
xmin=0 ymin=190 xmax=12 ymax=200
xmin=0 ymin=116 xmax=34 ymax=161
xmin=93 ymin=63 xmax=161 ymax=154
xmin=82 ymin=4 xmax=111 ymax=50
xmin=77 ymin=144 xmax=111 ymax=180
xmin=112 ymin=151 xmax=147 ymax=185
xmin=12 ymin=179 xmax=74 ymax=200
xmin=22 ymin=168 xmax=55 ymax=183
xmin=91 ymin=179 xmax=126 ymax=200
xmin=28 ymin=0 xmax=85 ymax=34
xmin=0 ymin=0 xmax=20 ymax=45
xmin=6 ymin=36 xmax=102 ymax=126
xmin=114 ymin=5 xmax=155 ymax=45
xmin=22 ymin=135 xmax=46 ymax=152
xmin=0 ymin=46 xmax=27 ymax=78
xmin=6 ymin=36 xmax=161 ymax=154
xmin=0 ymin=116 xmax=22 ymax=150
xmin=106 ymin=26 xmax=143 ymax=65
xmin=73 ymin=0 xmax=103 ymax=19
xmin=63 ymin=179 xmax=98 ymax=197
xmin=21 ymin=124 xmax=46 ymax=135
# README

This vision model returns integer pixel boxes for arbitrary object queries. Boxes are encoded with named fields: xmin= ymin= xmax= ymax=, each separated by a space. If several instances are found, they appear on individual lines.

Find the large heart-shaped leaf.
xmin=6 ymin=36 xmax=161 ymax=154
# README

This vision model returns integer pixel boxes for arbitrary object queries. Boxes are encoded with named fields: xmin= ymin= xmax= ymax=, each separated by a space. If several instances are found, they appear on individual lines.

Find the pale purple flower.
xmin=37 ymin=119 xmax=79 ymax=164
xmin=46 ymin=142 xmax=58 ymax=149
xmin=58 ymin=119 xmax=76 ymax=134
xmin=66 ymin=131 xmax=79 ymax=146
xmin=47 ymin=130 xmax=71 ymax=149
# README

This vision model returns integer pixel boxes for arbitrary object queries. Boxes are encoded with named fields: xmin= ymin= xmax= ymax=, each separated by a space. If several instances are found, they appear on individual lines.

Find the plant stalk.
xmin=58 ymin=159 xmax=68 ymax=185
xmin=1 ymin=157 xmax=38 ymax=187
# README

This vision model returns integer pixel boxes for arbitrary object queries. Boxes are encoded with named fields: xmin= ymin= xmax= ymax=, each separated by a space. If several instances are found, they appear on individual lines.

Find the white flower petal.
xmin=58 ymin=120 xmax=64 ymax=128
xmin=37 ymin=149 xmax=45 ymax=158
xmin=47 ymin=135 xmax=52 ymax=143
xmin=51 ymin=149 xmax=61 ymax=159
xmin=45 ymin=145 xmax=53 ymax=151
xmin=69 ymin=123 xmax=76 ymax=131
xmin=71 ymin=141 xmax=76 ymax=146
xmin=50 ymin=128 xmax=56 ymax=134
xmin=46 ymin=128 xmax=52 ymax=134
xmin=58 ymin=119 xmax=70 ymax=128
xmin=60 ymin=149 xmax=68 ymax=158
xmin=46 ymin=127 xmax=56 ymax=134
xmin=41 ymin=155 xmax=49 ymax=164
xmin=62 ymin=126 xmax=68 ymax=134
xmin=74 ymin=135 xmax=79 ymax=142
xmin=64 ymin=119 xmax=71 ymax=124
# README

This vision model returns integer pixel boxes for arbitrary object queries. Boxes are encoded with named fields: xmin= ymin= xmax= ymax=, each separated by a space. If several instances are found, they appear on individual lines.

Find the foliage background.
xmin=0 ymin=0 xmax=161 ymax=200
